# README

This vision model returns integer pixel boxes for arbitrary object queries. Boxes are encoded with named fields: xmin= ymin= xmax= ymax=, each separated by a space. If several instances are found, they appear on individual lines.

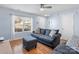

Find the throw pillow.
xmin=49 ymin=30 xmax=56 ymax=37
xmin=45 ymin=29 xmax=51 ymax=36
xmin=40 ymin=29 xmax=45 ymax=35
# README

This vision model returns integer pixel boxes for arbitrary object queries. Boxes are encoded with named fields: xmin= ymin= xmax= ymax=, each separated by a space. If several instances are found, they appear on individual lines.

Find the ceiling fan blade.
xmin=44 ymin=6 xmax=52 ymax=8
xmin=40 ymin=4 xmax=52 ymax=8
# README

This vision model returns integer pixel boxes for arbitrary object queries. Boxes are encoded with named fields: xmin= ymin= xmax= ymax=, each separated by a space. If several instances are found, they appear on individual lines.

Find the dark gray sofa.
xmin=31 ymin=28 xmax=61 ymax=48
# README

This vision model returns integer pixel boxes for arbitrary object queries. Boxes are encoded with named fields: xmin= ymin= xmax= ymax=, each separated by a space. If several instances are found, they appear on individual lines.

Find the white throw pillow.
xmin=49 ymin=30 xmax=56 ymax=37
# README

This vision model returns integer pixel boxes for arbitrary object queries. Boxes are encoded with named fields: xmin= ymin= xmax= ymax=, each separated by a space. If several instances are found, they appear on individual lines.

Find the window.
xmin=23 ymin=18 xmax=32 ymax=31
xmin=14 ymin=16 xmax=32 ymax=32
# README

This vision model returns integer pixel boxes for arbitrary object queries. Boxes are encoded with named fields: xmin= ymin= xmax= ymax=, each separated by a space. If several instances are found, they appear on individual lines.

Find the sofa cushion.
xmin=45 ymin=29 xmax=51 ymax=36
xmin=39 ymin=35 xmax=54 ymax=42
xmin=40 ymin=29 xmax=45 ymax=35
xmin=31 ymin=33 xmax=54 ymax=43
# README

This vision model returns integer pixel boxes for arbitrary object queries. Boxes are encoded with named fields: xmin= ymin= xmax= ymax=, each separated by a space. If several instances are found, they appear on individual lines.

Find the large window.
xmin=14 ymin=16 xmax=32 ymax=32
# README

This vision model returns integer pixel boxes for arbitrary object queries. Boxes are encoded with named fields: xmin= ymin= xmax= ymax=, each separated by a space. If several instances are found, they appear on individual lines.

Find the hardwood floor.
xmin=23 ymin=43 xmax=53 ymax=54
xmin=10 ymin=39 xmax=53 ymax=54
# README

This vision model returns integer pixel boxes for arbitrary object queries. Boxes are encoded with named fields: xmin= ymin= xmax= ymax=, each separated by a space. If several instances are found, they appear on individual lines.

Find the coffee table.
xmin=23 ymin=35 xmax=37 ymax=50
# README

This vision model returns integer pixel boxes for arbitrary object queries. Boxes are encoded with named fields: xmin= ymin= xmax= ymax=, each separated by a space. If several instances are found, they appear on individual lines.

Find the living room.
xmin=0 ymin=4 xmax=79 ymax=54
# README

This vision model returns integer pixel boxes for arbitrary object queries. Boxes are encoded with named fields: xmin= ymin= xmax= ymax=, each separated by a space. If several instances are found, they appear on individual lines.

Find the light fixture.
xmin=40 ymin=4 xmax=44 ymax=11
xmin=40 ymin=8 xmax=44 ymax=11
xmin=44 ymin=14 xmax=49 ymax=16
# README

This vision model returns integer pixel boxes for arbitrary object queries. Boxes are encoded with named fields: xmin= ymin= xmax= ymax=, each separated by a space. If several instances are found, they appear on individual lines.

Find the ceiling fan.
xmin=40 ymin=4 xmax=52 ymax=9
xmin=40 ymin=4 xmax=52 ymax=16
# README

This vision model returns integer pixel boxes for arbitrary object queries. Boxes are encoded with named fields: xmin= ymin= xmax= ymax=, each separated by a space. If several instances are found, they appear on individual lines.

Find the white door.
xmin=60 ymin=13 xmax=73 ymax=40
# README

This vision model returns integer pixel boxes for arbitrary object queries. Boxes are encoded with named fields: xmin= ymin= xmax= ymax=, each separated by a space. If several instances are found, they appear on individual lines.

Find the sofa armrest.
xmin=32 ymin=31 xmax=35 ymax=33
xmin=52 ymin=33 xmax=61 ymax=40
xmin=51 ymin=33 xmax=61 ymax=48
xmin=32 ymin=31 xmax=37 ymax=34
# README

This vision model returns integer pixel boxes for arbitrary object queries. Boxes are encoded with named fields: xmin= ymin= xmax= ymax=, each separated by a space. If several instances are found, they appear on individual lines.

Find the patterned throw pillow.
xmin=49 ymin=30 xmax=56 ymax=37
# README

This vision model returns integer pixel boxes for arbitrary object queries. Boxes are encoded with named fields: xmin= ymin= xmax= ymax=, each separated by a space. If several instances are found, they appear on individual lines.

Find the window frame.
xmin=12 ymin=15 xmax=33 ymax=33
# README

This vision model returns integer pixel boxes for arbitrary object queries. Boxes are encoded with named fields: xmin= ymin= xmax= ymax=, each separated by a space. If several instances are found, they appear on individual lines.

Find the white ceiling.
xmin=0 ymin=4 xmax=79 ymax=16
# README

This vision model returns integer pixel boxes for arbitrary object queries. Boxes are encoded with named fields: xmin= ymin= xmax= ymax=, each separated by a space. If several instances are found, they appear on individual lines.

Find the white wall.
xmin=47 ymin=11 xmax=74 ymax=40
xmin=35 ymin=16 xmax=46 ymax=29
xmin=47 ymin=14 xmax=61 ymax=30
xmin=74 ymin=10 xmax=79 ymax=37
xmin=0 ymin=7 xmax=46 ymax=40
xmin=46 ymin=8 xmax=79 ymax=52
xmin=60 ymin=13 xmax=74 ymax=40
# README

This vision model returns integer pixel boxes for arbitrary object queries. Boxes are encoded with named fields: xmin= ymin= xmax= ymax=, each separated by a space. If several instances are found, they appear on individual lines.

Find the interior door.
xmin=61 ymin=13 xmax=73 ymax=40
